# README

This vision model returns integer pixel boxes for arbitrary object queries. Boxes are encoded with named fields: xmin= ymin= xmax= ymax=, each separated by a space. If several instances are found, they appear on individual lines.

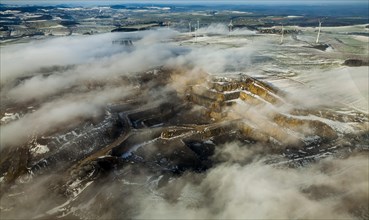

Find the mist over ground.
xmin=136 ymin=153 xmax=368 ymax=219
xmin=0 ymin=25 xmax=368 ymax=219
xmin=0 ymin=29 xmax=270 ymax=148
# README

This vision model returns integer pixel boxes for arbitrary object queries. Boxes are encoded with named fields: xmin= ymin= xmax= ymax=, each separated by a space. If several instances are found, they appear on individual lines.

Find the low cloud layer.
xmin=136 ymin=153 xmax=368 ymax=219
xmin=289 ymin=66 xmax=369 ymax=112
xmin=197 ymin=23 xmax=256 ymax=36
xmin=0 ymin=29 xmax=181 ymax=147
xmin=1 ymin=86 xmax=135 ymax=147
xmin=132 ymin=142 xmax=369 ymax=219
xmin=0 ymin=25 xmax=368 ymax=219
xmin=1 ymin=141 xmax=367 ymax=219
xmin=1 ymin=27 xmax=267 ymax=148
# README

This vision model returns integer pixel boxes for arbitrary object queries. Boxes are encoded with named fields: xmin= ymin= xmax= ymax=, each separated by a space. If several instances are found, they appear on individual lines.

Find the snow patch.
xmin=1 ymin=112 xmax=20 ymax=123
xmin=30 ymin=144 xmax=49 ymax=155
xmin=287 ymin=15 xmax=303 ymax=18
xmin=293 ymin=115 xmax=355 ymax=134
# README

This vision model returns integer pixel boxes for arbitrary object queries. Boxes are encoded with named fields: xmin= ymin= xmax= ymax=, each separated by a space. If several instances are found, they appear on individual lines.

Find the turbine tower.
xmin=189 ymin=22 xmax=191 ymax=33
xmin=194 ymin=24 xmax=197 ymax=42
xmin=316 ymin=19 xmax=322 ymax=44
xmin=280 ymin=25 xmax=284 ymax=44
xmin=195 ymin=20 xmax=199 ymax=43
xmin=228 ymin=20 xmax=233 ymax=32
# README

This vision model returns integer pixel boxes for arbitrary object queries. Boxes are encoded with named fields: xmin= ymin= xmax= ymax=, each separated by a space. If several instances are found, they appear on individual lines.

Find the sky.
xmin=1 ymin=0 xmax=369 ymax=6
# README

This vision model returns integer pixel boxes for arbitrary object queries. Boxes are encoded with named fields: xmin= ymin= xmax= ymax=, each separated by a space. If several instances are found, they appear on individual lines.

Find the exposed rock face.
xmin=258 ymin=28 xmax=301 ymax=35
xmin=305 ymin=43 xmax=330 ymax=51
xmin=111 ymin=23 xmax=161 ymax=32
xmin=112 ymin=39 xmax=133 ymax=46
xmin=0 ymin=68 xmax=368 ymax=219
xmin=343 ymin=59 xmax=369 ymax=67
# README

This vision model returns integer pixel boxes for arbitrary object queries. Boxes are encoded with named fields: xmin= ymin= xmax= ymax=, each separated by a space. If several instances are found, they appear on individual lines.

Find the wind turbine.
xmin=194 ymin=24 xmax=197 ymax=43
xmin=195 ymin=20 xmax=199 ymax=43
xmin=228 ymin=20 xmax=233 ymax=32
xmin=280 ymin=24 xmax=284 ymax=44
xmin=189 ymin=22 xmax=191 ymax=33
xmin=316 ymin=19 xmax=322 ymax=44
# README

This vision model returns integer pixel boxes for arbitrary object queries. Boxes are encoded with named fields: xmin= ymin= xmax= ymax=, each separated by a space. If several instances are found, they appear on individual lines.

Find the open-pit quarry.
xmin=1 ymin=65 xmax=368 ymax=219
xmin=0 ymin=2 xmax=368 ymax=217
